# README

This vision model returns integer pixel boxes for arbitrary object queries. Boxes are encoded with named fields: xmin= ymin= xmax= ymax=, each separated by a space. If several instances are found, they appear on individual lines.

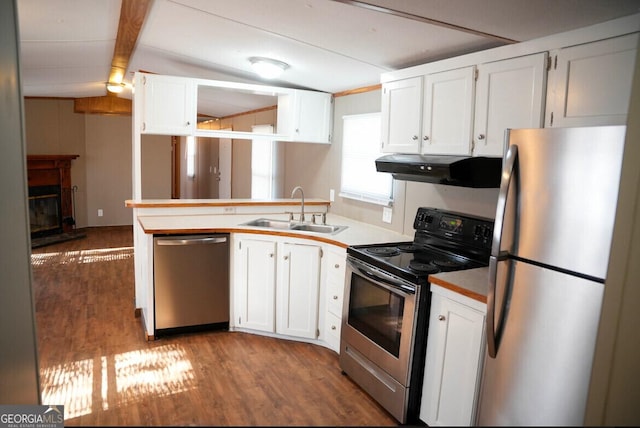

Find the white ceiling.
xmin=17 ymin=0 xmax=640 ymax=117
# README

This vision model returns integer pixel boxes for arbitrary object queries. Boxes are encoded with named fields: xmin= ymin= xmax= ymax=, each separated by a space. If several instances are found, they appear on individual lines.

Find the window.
xmin=251 ymin=124 xmax=283 ymax=199
xmin=340 ymin=113 xmax=393 ymax=205
xmin=185 ymin=136 xmax=196 ymax=179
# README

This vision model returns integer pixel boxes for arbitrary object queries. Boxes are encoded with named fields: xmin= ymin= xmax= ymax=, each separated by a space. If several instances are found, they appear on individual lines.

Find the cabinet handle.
xmin=283 ymin=255 xmax=289 ymax=260
xmin=331 ymin=325 xmax=337 ymax=330
xmin=333 ymin=295 xmax=338 ymax=300
xmin=186 ymin=121 xmax=191 ymax=126
xmin=269 ymin=253 xmax=274 ymax=258
xmin=438 ymin=315 xmax=446 ymax=321
xmin=412 ymin=135 xmax=418 ymax=140
xmin=477 ymin=134 xmax=485 ymax=140
xmin=334 ymin=263 xmax=340 ymax=269
xmin=423 ymin=135 xmax=429 ymax=141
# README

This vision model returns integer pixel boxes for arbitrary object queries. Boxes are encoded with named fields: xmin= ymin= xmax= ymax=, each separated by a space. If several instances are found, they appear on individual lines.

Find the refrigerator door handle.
xmin=487 ymin=143 xmax=518 ymax=358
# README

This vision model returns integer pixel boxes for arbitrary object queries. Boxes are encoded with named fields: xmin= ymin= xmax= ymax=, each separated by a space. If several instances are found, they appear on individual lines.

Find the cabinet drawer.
xmin=324 ymin=312 xmax=342 ymax=352
xmin=327 ymin=281 xmax=343 ymax=317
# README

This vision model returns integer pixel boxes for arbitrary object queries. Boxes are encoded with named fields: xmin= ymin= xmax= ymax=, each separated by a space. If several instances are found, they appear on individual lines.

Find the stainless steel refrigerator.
xmin=477 ymin=125 xmax=627 ymax=426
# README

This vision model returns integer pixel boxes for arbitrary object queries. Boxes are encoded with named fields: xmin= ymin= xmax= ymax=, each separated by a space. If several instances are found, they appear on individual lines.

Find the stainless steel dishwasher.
xmin=153 ymin=233 xmax=229 ymax=335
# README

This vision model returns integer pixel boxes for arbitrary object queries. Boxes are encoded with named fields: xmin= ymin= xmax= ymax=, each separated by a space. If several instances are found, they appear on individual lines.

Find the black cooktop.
xmin=347 ymin=208 xmax=494 ymax=284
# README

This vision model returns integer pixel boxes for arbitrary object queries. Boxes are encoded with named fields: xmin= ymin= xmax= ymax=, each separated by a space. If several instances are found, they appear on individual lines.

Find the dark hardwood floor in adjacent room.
xmin=30 ymin=226 xmax=398 ymax=426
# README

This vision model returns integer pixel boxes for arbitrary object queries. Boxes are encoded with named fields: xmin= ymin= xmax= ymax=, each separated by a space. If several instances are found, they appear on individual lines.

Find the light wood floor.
xmin=30 ymin=226 xmax=399 ymax=426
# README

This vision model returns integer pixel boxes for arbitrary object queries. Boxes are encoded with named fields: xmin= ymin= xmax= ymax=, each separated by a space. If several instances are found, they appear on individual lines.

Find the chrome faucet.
xmin=291 ymin=186 xmax=305 ymax=222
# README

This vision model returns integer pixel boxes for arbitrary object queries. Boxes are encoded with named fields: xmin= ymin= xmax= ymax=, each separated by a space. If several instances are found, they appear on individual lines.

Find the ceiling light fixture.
xmin=106 ymin=82 xmax=125 ymax=94
xmin=249 ymin=57 xmax=289 ymax=79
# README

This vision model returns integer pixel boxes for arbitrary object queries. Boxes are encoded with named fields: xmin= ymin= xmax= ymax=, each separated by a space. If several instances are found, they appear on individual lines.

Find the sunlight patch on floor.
xmin=40 ymin=344 xmax=195 ymax=419
xmin=31 ymin=246 xmax=133 ymax=267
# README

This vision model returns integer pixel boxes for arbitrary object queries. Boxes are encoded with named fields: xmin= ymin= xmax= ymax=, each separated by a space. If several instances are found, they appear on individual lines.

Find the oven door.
xmin=340 ymin=255 xmax=418 ymax=386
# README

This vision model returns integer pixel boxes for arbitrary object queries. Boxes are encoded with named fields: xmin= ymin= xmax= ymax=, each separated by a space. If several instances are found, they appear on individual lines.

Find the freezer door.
xmin=478 ymin=260 xmax=604 ymax=426
xmin=497 ymin=126 xmax=625 ymax=280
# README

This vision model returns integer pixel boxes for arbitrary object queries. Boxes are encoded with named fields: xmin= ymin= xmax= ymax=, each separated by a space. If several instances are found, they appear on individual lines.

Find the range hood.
xmin=375 ymin=154 xmax=502 ymax=188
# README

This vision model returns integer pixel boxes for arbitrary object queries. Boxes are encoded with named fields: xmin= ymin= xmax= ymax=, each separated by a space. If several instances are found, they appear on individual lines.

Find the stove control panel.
xmin=414 ymin=207 xmax=494 ymax=248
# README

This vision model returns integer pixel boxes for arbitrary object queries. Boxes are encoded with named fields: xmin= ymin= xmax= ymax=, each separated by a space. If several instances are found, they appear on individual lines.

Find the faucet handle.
xmin=285 ymin=211 xmax=294 ymax=221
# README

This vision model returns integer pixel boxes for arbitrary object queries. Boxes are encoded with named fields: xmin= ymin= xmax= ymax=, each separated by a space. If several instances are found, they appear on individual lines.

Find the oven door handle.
xmin=352 ymin=263 xmax=415 ymax=295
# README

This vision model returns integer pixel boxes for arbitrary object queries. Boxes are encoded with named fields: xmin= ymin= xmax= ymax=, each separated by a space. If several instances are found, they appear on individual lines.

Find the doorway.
xmin=171 ymin=133 xmax=232 ymax=199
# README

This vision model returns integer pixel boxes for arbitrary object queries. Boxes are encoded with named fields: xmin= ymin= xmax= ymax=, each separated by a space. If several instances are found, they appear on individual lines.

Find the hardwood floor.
xmin=30 ymin=226 xmax=399 ymax=426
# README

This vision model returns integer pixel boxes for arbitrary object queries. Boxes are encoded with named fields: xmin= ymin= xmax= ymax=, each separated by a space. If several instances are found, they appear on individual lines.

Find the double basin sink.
xmin=242 ymin=218 xmax=347 ymax=235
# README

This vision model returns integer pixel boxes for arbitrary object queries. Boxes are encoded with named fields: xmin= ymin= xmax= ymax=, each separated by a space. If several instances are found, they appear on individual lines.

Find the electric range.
xmin=347 ymin=207 xmax=494 ymax=284
xmin=340 ymin=207 xmax=494 ymax=424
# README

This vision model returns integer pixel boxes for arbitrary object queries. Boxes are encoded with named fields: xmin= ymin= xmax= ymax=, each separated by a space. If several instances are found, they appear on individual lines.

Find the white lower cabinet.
xmin=321 ymin=246 xmax=346 ymax=352
xmin=233 ymin=234 xmax=322 ymax=340
xmin=276 ymin=242 xmax=322 ymax=339
xmin=234 ymin=236 xmax=277 ymax=332
xmin=420 ymin=285 xmax=486 ymax=426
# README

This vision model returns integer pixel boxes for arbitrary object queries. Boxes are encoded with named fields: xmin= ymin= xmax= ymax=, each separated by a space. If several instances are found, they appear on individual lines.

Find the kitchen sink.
xmin=241 ymin=218 xmax=347 ymax=235
xmin=242 ymin=218 xmax=293 ymax=230
xmin=290 ymin=223 xmax=347 ymax=234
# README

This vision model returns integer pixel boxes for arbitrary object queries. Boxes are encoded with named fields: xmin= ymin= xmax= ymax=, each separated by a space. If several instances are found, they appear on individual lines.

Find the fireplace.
xmin=27 ymin=155 xmax=79 ymax=239
xmin=29 ymin=185 xmax=62 ymax=238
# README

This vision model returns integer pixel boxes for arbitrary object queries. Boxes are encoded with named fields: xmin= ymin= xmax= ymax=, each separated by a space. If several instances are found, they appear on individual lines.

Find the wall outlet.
xmin=97 ymin=209 xmax=104 ymax=217
xmin=329 ymin=189 xmax=335 ymax=202
xmin=223 ymin=207 xmax=235 ymax=214
xmin=382 ymin=207 xmax=392 ymax=223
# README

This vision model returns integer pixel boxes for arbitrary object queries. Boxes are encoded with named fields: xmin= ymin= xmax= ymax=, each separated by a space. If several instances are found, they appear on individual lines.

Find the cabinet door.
xmin=546 ymin=33 xmax=638 ymax=128
xmin=294 ymin=90 xmax=333 ymax=143
xmin=422 ymin=66 xmax=475 ymax=155
xmin=473 ymin=53 xmax=547 ymax=157
xmin=277 ymin=242 xmax=321 ymax=339
xmin=235 ymin=238 xmax=277 ymax=332
xmin=420 ymin=292 xmax=485 ymax=426
xmin=141 ymin=74 xmax=195 ymax=135
xmin=277 ymin=90 xmax=333 ymax=143
xmin=381 ymin=77 xmax=423 ymax=153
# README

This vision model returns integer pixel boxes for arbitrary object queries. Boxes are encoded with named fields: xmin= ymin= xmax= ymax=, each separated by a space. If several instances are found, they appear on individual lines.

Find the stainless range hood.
xmin=375 ymin=154 xmax=502 ymax=188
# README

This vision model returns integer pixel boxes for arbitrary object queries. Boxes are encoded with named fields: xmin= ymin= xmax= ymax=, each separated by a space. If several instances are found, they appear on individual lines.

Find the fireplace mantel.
xmin=27 ymin=154 xmax=79 ymax=235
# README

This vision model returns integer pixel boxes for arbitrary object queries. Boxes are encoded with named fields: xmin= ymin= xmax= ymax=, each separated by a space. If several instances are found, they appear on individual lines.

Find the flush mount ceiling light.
xmin=106 ymin=81 xmax=125 ymax=94
xmin=249 ymin=57 xmax=289 ymax=79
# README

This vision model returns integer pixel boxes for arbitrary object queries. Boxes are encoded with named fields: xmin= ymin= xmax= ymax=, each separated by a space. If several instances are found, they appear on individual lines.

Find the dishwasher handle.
xmin=155 ymin=236 xmax=228 ymax=246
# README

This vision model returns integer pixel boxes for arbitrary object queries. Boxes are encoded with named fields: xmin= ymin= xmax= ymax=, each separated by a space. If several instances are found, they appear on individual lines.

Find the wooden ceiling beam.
xmin=108 ymin=0 xmax=153 ymax=87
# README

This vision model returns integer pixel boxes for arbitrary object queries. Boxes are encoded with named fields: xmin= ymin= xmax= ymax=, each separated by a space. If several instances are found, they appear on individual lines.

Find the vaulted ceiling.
xmin=17 ymin=0 xmax=640 ymax=116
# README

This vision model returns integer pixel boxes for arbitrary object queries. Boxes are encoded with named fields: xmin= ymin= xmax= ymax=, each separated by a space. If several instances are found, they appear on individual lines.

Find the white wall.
xmin=141 ymin=134 xmax=172 ymax=199
xmin=84 ymin=115 xmax=134 ymax=226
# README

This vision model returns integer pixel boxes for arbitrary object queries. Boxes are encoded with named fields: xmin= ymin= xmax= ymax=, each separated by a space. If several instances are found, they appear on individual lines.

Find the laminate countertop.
xmin=429 ymin=267 xmax=490 ymax=304
xmin=135 ymin=212 xmax=413 ymax=248
xmin=130 ymin=199 xmax=486 ymax=302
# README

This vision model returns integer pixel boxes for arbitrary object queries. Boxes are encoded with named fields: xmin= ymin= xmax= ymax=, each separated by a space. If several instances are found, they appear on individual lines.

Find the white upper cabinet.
xmin=473 ymin=53 xmax=548 ymax=156
xmin=422 ymin=66 xmax=476 ymax=155
xmin=277 ymin=90 xmax=333 ymax=144
xmin=140 ymin=73 xmax=195 ymax=135
xmin=381 ymin=68 xmax=476 ymax=156
xmin=545 ymin=33 xmax=639 ymax=128
xmin=135 ymin=72 xmax=333 ymax=142
xmin=381 ymin=77 xmax=423 ymax=153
